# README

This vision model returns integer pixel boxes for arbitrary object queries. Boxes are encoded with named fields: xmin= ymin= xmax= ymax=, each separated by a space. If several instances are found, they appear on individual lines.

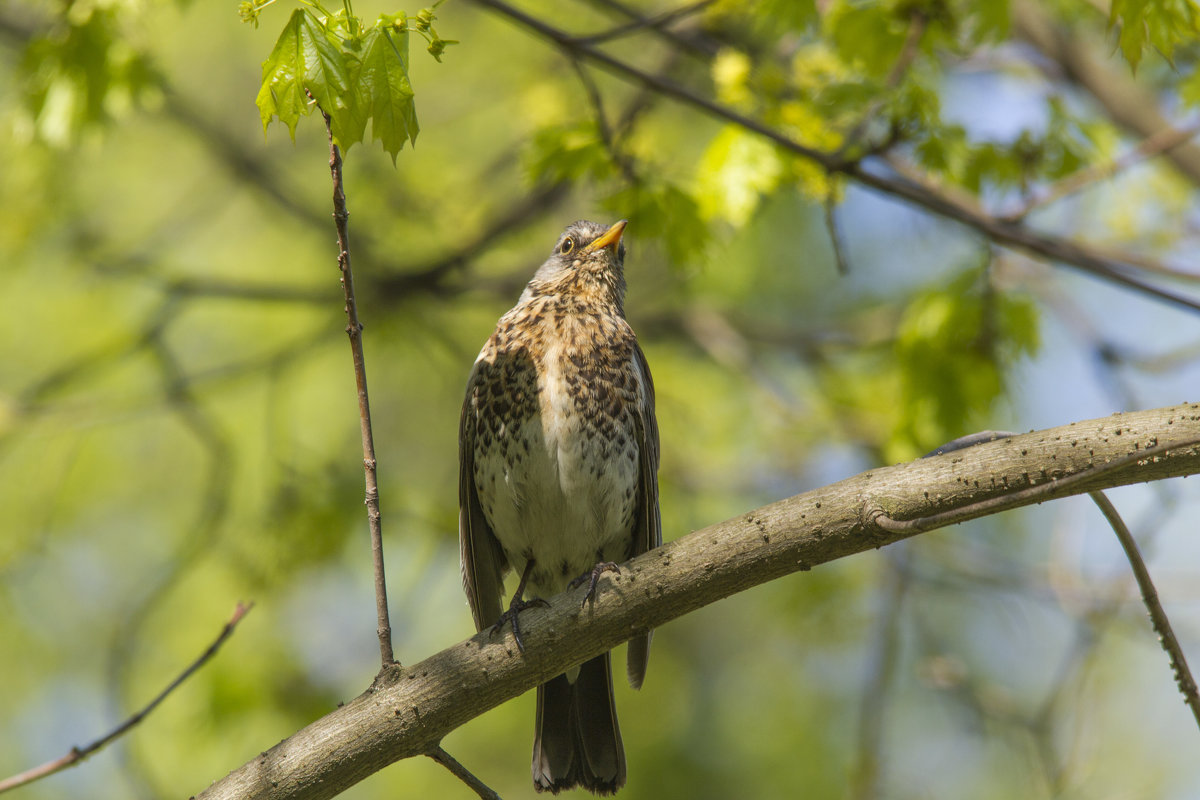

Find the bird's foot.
xmin=490 ymin=594 xmax=549 ymax=653
xmin=569 ymin=561 xmax=621 ymax=608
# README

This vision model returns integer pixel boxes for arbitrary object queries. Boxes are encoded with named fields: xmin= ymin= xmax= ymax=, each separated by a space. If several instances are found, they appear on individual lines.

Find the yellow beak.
xmin=584 ymin=220 xmax=627 ymax=254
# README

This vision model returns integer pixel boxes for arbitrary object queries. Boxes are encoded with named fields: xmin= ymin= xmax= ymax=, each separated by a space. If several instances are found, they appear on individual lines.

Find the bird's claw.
xmin=570 ymin=561 xmax=621 ymax=608
xmin=490 ymin=596 xmax=550 ymax=653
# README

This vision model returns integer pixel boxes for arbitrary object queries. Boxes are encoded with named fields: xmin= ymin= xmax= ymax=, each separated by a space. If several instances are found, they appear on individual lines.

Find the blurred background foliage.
xmin=1 ymin=0 xmax=1199 ymax=798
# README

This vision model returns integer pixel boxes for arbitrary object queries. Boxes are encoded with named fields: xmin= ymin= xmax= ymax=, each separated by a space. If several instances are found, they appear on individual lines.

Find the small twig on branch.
xmin=0 ymin=603 xmax=253 ymax=795
xmin=1087 ymin=490 xmax=1200 ymax=730
xmin=195 ymin=405 xmax=1200 ymax=800
xmin=427 ymin=747 xmax=502 ymax=800
xmin=319 ymin=107 xmax=396 ymax=669
xmin=870 ymin=435 xmax=1200 ymax=534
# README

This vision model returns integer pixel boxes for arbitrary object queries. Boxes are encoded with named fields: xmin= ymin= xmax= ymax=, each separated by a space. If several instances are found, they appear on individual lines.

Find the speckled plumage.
xmin=459 ymin=220 xmax=660 ymax=795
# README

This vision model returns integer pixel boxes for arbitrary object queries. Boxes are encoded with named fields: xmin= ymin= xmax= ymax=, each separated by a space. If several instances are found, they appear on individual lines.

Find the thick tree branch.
xmin=195 ymin=404 xmax=1200 ymax=800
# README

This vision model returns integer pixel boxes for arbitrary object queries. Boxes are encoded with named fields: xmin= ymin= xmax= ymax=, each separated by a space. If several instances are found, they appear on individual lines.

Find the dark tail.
xmin=532 ymin=652 xmax=626 ymax=794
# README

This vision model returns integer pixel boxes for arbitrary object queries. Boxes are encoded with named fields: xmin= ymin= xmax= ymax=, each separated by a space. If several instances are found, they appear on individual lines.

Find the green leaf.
xmin=1182 ymin=67 xmax=1200 ymax=107
xmin=1111 ymin=0 xmax=1149 ymax=71
xmin=889 ymin=272 xmax=1039 ymax=456
xmin=256 ymin=9 xmax=307 ymax=136
xmin=297 ymin=11 xmax=361 ymax=146
xmin=826 ymin=4 xmax=907 ymax=77
xmin=257 ymin=9 xmax=377 ymax=150
xmin=1110 ymin=0 xmax=1200 ymax=71
xmin=359 ymin=26 xmax=419 ymax=161
xmin=696 ymin=125 xmax=783 ymax=225
xmin=968 ymin=0 xmax=1011 ymax=43
xmin=754 ymin=0 xmax=817 ymax=31
xmin=526 ymin=122 xmax=614 ymax=184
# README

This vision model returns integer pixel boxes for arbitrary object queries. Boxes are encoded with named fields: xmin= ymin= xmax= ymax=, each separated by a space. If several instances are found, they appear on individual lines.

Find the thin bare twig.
xmin=1087 ymin=491 xmax=1200 ymax=730
xmin=0 ymin=603 xmax=253 ymax=794
xmin=427 ymin=747 xmax=502 ymax=800
xmin=319 ymin=107 xmax=395 ymax=668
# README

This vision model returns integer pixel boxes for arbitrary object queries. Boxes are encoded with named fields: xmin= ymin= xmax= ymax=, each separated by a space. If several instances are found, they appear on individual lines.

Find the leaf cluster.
xmin=249 ymin=1 xmax=455 ymax=161
xmin=1110 ymin=0 xmax=1200 ymax=71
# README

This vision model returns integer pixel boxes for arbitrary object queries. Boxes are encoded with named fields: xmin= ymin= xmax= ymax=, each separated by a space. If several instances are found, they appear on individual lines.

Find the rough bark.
xmin=195 ymin=403 xmax=1200 ymax=800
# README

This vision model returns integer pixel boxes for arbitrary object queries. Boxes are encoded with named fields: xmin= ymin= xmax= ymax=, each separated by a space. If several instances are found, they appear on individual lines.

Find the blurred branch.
xmin=196 ymin=405 xmax=1200 ymax=800
xmin=572 ymin=0 xmax=714 ymax=47
xmin=469 ymin=0 xmax=1200 ymax=315
xmin=426 ymin=747 xmax=501 ymax=800
xmin=161 ymin=89 xmax=329 ymax=232
xmin=823 ymin=194 xmax=850 ymax=275
xmin=373 ymin=180 xmax=570 ymax=302
xmin=579 ymin=0 xmax=720 ymax=57
xmin=1003 ymin=118 xmax=1200 ymax=223
xmin=1012 ymin=0 xmax=1200 ymax=187
xmin=104 ymin=326 xmax=238 ymax=796
xmin=569 ymin=56 xmax=641 ymax=182
xmin=850 ymin=548 xmax=910 ymax=800
xmin=1089 ymin=490 xmax=1200 ymax=730
xmin=319 ymin=108 xmax=395 ymax=669
xmin=869 ymin=436 xmax=1200 ymax=535
xmin=875 ymin=157 xmax=1200 ymax=301
xmin=0 ymin=603 xmax=252 ymax=795
xmin=0 ymin=6 xmax=563 ymax=310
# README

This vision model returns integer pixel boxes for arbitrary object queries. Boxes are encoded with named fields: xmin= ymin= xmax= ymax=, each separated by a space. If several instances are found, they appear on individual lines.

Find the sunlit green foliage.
xmin=252 ymin=1 xmax=453 ymax=159
xmin=892 ymin=272 xmax=1039 ymax=457
xmin=1110 ymin=0 xmax=1200 ymax=70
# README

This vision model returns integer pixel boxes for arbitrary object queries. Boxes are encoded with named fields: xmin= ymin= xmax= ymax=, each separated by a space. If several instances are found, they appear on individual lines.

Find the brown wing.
xmin=459 ymin=358 xmax=507 ymax=632
xmin=626 ymin=341 xmax=660 ymax=689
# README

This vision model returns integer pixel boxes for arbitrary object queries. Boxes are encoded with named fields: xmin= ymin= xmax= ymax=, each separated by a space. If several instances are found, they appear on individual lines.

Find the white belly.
xmin=474 ymin=348 xmax=639 ymax=598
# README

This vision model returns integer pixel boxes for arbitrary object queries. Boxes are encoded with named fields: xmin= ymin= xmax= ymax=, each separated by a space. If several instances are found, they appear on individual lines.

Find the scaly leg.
xmin=569 ymin=561 xmax=621 ymax=609
xmin=490 ymin=559 xmax=549 ymax=652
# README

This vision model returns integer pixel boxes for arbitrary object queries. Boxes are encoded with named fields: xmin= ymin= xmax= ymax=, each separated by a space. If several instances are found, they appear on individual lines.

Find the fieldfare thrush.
xmin=459 ymin=219 xmax=661 ymax=794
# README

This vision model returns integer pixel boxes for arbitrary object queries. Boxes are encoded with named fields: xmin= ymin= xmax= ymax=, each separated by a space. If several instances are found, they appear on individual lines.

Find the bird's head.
xmin=522 ymin=220 xmax=628 ymax=310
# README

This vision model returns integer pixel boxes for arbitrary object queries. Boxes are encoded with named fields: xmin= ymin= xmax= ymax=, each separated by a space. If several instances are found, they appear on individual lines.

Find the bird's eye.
xmin=560 ymin=237 xmax=575 ymax=255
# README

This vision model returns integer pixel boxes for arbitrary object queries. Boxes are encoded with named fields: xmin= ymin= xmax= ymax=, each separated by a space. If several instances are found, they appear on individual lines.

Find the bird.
xmin=459 ymin=219 xmax=661 ymax=794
